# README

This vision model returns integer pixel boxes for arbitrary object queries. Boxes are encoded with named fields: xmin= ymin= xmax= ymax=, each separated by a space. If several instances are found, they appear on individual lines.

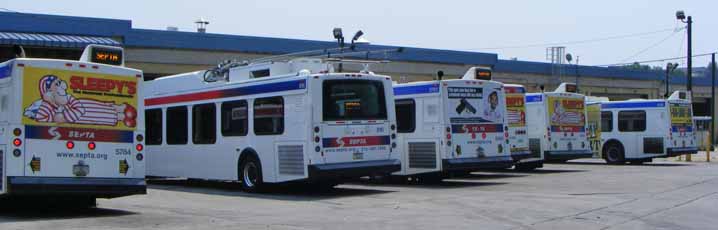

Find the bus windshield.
xmin=322 ymin=79 xmax=387 ymax=121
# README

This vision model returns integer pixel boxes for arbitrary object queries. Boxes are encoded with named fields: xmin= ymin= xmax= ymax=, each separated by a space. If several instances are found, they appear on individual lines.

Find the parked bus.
xmin=518 ymin=83 xmax=592 ymax=170
xmin=595 ymin=91 xmax=697 ymax=164
xmin=392 ymin=67 xmax=513 ymax=181
xmin=504 ymin=84 xmax=531 ymax=162
xmin=144 ymin=57 xmax=400 ymax=191
xmin=693 ymin=116 xmax=712 ymax=150
xmin=0 ymin=45 xmax=146 ymax=202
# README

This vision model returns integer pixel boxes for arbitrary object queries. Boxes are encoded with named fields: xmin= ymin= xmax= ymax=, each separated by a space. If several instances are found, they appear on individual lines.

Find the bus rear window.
xmin=322 ymin=80 xmax=387 ymax=121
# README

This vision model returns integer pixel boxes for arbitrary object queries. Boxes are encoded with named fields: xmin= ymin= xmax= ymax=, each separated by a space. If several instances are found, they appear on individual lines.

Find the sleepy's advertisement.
xmin=547 ymin=96 xmax=586 ymax=132
xmin=21 ymin=66 xmax=138 ymax=131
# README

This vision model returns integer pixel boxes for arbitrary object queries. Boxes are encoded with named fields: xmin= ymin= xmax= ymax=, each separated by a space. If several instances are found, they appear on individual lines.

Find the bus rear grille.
xmin=278 ymin=145 xmax=304 ymax=175
xmin=409 ymin=142 xmax=437 ymax=169
xmin=643 ymin=137 xmax=664 ymax=154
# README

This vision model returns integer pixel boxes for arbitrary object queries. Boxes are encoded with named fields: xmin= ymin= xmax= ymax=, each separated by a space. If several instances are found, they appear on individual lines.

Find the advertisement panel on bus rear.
xmin=669 ymin=103 xmax=692 ymax=125
xmin=505 ymin=93 xmax=526 ymax=128
xmin=21 ymin=66 xmax=138 ymax=131
xmin=547 ymin=96 xmax=585 ymax=132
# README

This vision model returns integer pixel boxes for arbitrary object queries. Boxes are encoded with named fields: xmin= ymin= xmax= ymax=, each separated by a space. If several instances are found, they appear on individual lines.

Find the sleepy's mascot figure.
xmin=23 ymin=75 xmax=137 ymax=127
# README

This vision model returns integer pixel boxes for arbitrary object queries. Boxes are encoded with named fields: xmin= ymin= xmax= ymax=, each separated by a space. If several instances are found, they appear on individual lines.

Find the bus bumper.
xmin=544 ymin=150 xmax=593 ymax=161
xmin=442 ymin=155 xmax=514 ymax=171
xmin=308 ymin=159 xmax=401 ymax=180
xmin=510 ymin=150 xmax=532 ymax=162
xmin=7 ymin=177 xmax=146 ymax=198
xmin=666 ymin=147 xmax=698 ymax=157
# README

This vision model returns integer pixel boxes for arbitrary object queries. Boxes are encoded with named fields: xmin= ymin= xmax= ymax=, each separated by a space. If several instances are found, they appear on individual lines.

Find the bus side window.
xmin=221 ymin=100 xmax=248 ymax=136
xmin=166 ymin=106 xmax=188 ymax=145
xmin=145 ymin=109 xmax=163 ymax=145
xmin=193 ymin=103 xmax=217 ymax=144
xmin=618 ymin=110 xmax=646 ymax=132
xmin=254 ymin=97 xmax=284 ymax=135
xmin=395 ymin=99 xmax=416 ymax=133
xmin=601 ymin=111 xmax=613 ymax=132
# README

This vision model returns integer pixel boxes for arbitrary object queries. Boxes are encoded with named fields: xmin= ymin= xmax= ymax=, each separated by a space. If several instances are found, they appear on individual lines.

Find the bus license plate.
xmin=353 ymin=152 xmax=364 ymax=160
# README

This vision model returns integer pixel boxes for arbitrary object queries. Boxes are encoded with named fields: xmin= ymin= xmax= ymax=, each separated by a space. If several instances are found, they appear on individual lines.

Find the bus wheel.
xmin=240 ymin=156 xmax=264 ymax=192
xmin=604 ymin=143 xmax=625 ymax=165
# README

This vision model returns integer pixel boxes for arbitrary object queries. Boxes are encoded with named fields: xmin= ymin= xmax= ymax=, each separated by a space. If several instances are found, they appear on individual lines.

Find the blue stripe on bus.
xmin=145 ymin=79 xmax=307 ymax=106
xmin=393 ymin=83 xmax=440 ymax=96
xmin=600 ymin=101 xmax=665 ymax=109
xmin=0 ymin=64 xmax=12 ymax=79
xmin=525 ymin=94 xmax=543 ymax=103
xmin=672 ymin=125 xmax=694 ymax=132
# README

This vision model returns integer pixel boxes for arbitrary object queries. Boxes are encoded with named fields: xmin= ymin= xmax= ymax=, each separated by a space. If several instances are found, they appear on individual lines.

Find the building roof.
xmin=0 ymin=11 xmax=714 ymax=86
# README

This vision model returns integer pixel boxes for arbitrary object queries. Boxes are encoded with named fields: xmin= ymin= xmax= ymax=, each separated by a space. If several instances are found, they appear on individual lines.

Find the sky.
xmin=2 ymin=0 xmax=716 ymax=66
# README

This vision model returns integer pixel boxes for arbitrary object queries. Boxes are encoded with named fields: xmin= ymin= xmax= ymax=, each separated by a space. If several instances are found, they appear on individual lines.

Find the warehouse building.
xmin=0 ymin=11 xmax=715 ymax=118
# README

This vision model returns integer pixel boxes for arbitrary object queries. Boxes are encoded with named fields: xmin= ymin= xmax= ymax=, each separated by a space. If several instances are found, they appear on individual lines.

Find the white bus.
xmin=0 ymin=45 xmax=146 ymax=202
xmin=595 ymin=91 xmax=697 ymax=164
xmin=503 ymin=84 xmax=531 ymax=162
xmin=518 ymin=83 xmax=592 ymax=170
xmin=144 ymin=58 xmax=400 ymax=191
xmin=392 ymin=67 xmax=513 ymax=180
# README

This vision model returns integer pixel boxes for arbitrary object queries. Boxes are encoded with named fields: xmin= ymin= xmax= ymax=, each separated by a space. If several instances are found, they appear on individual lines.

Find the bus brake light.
xmin=66 ymin=141 xmax=75 ymax=149
xmin=88 ymin=142 xmax=96 ymax=150
xmin=136 ymin=144 xmax=144 ymax=152
xmin=13 ymin=138 xmax=22 ymax=147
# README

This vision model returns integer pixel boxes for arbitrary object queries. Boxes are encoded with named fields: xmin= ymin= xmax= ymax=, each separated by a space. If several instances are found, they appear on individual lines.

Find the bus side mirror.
xmin=437 ymin=70 xmax=444 ymax=81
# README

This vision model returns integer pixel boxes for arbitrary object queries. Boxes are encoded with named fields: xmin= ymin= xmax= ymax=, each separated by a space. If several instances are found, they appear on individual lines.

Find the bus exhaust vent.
xmin=409 ymin=142 xmax=437 ymax=169
xmin=529 ymin=138 xmax=541 ymax=158
xmin=278 ymin=145 xmax=304 ymax=175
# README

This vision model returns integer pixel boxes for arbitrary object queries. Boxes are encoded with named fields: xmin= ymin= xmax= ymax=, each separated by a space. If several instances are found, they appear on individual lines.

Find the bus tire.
xmin=239 ymin=155 xmax=264 ymax=192
xmin=603 ymin=142 xmax=625 ymax=165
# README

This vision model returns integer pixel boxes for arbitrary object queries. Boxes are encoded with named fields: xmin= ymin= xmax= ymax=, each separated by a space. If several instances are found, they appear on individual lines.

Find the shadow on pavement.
xmin=351 ymin=177 xmax=509 ymax=189
xmin=483 ymin=168 xmax=588 ymax=174
xmin=560 ymin=161 xmax=694 ymax=167
xmin=147 ymin=178 xmax=396 ymax=201
xmin=0 ymin=198 xmax=136 ymax=222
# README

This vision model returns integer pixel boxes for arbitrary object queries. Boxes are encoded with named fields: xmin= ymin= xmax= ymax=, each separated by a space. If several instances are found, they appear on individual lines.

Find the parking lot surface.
xmin=1 ymin=158 xmax=717 ymax=230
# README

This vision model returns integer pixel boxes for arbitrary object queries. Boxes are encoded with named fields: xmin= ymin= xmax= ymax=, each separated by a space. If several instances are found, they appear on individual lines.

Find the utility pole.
xmin=711 ymin=52 xmax=716 ymax=162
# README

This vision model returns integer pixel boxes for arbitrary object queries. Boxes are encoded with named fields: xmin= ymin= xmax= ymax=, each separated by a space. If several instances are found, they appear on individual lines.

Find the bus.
xmin=595 ymin=91 xmax=697 ymax=164
xmin=392 ymin=67 xmax=513 ymax=181
xmin=693 ymin=116 xmax=712 ymax=151
xmin=518 ymin=83 xmax=592 ymax=170
xmin=503 ymin=84 xmax=531 ymax=162
xmin=144 ymin=58 xmax=400 ymax=191
xmin=0 ymin=45 xmax=146 ymax=203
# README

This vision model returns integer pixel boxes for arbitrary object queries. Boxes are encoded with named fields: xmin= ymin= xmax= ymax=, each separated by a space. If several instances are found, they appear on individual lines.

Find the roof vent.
xmin=195 ymin=18 xmax=209 ymax=33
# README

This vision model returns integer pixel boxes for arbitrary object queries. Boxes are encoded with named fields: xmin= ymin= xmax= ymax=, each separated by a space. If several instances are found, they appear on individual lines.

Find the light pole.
xmin=566 ymin=53 xmax=579 ymax=92
xmin=676 ymin=10 xmax=693 ymax=100
xmin=665 ymin=62 xmax=679 ymax=98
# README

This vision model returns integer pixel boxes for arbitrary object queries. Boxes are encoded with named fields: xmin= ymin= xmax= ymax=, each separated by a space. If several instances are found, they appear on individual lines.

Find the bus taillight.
xmin=136 ymin=143 xmax=144 ymax=152
xmin=13 ymin=138 xmax=22 ymax=147
xmin=88 ymin=142 xmax=96 ymax=150
xmin=66 ymin=141 xmax=75 ymax=149
xmin=13 ymin=128 xmax=22 ymax=136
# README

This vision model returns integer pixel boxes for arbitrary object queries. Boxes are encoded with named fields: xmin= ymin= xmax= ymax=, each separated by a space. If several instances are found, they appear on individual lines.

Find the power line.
xmin=464 ymin=27 xmax=679 ymax=50
xmin=618 ymin=27 xmax=683 ymax=63
xmin=596 ymin=52 xmax=715 ymax=67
